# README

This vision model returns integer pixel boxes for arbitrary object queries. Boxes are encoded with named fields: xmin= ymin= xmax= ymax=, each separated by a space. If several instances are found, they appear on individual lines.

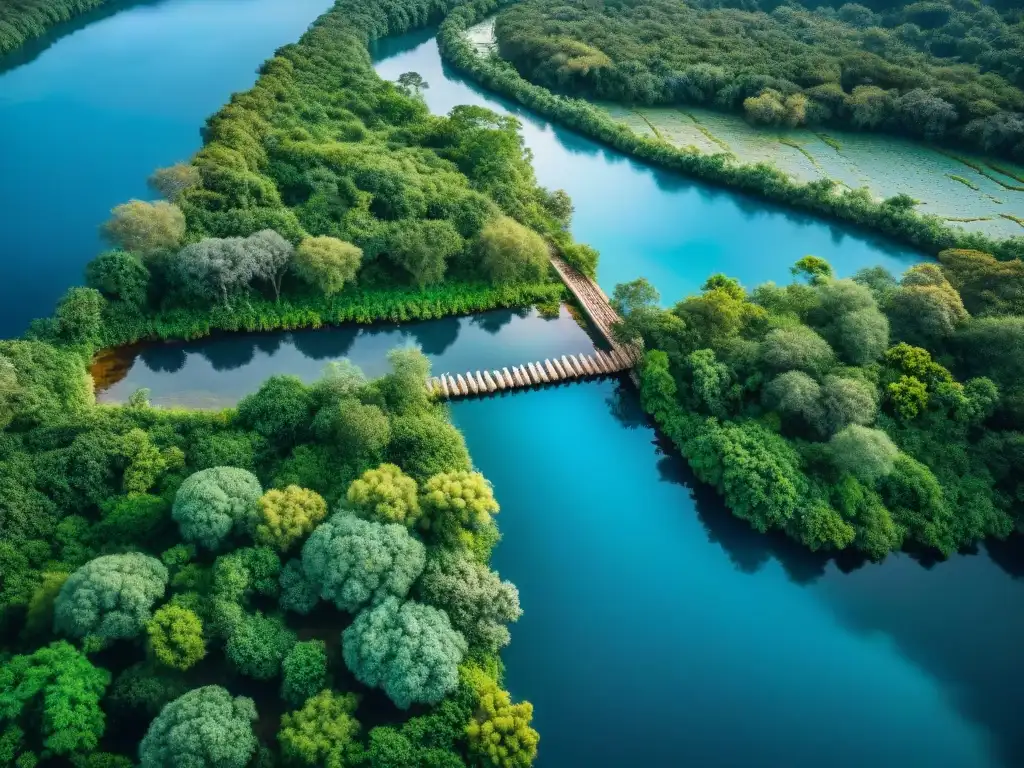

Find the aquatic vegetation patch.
xmin=947 ymin=175 xmax=980 ymax=191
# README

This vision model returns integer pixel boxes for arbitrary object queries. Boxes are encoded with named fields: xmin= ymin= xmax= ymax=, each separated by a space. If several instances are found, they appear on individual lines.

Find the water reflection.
xmin=597 ymin=383 xmax=1024 ymax=766
xmin=374 ymin=30 xmax=923 ymax=305
xmin=94 ymin=306 xmax=600 ymax=407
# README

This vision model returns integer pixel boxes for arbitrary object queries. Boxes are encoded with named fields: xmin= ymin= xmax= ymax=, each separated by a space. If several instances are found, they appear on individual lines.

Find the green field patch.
xmin=595 ymin=99 xmax=1024 ymax=239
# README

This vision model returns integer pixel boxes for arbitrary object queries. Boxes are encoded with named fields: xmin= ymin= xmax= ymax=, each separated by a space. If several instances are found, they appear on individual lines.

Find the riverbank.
xmin=437 ymin=1 xmax=1024 ymax=262
xmin=93 ymin=280 xmax=562 ymax=348
xmin=0 ymin=0 xmax=110 ymax=55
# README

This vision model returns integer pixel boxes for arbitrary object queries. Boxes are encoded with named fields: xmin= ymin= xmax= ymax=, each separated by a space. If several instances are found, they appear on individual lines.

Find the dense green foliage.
xmin=343 ymin=597 xmax=468 ymax=709
xmin=0 ymin=0 xmax=108 ymax=55
xmin=67 ymin=0 xmax=600 ymax=352
xmin=0 ymin=641 xmax=110 ymax=762
xmin=138 ymin=686 xmax=258 ymax=768
xmin=494 ymin=0 xmax=1024 ymax=159
xmin=54 ymin=553 xmax=168 ymax=642
xmin=295 ymin=510 xmax=427 ymax=613
xmin=171 ymin=467 xmax=263 ymax=551
xmin=438 ymin=0 xmax=1024 ymax=261
xmin=624 ymin=249 xmax=1024 ymax=558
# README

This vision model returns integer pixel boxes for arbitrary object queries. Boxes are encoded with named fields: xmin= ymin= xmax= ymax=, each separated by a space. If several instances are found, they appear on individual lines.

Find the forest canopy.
xmin=624 ymin=247 xmax=1024 ymax=559
xmin=493 ymin=0 xmax=1024 ymax=159
xmin=1 ymin=0 xmax=543 ymax=765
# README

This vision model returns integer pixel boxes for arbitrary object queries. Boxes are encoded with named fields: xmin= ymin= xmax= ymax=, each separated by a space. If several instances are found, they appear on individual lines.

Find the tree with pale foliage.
xmin=300 ymin=512 xmax=425 ymax=613
xmin=147 ymin=605 xmax=206 ymax=671
xmin=830 ymin=425 xmax=899 ymax=483
xmin=139 ymin=686 xmax=257 ymax=768
xmin=418 ymin=550 xmax=521 ymax=651
xmin=54 ymin=553 xmax=168 ymax=641
xmin=760 ymin=326 xmax=835 ymax=375
xmin=342 ymin=597 xmax=467 ymax=709
xmin=347 ymin=464 xmax=421 ymax=527
xmin=278 ymin=690 xmax=361 ymax=768
xmin=477 ymin=216 xmax=549 ymax=285
xmin=148 ymin=163 xmax=201 ymax=201
xmin=419 ymin=470 xmax=499 ymax=544
xmin=463 ymin=665 xmax=539 ymax=768
xmin=174 ymin=236 xmax=258 ymax=307
xmin=247 ymin=229 xmax=294 ymax=301
xmin=0 ymin=353 xmax=22 ymax=429
xmin=820 ymin=375 xmax=877 ymax=435
xmin=102 ymin=200 xmax=185 ymax=256
xmin=887 ymin=263 xmax=969 ymax=347
xmin=172 ymin=467 xmax=263 ymax=551
xmin=764 ymin=370 xmax=823 ymax=434
xmin=294 ymin=236 xmax=362 ymax=296
xmin=255 ymin=486 xmax=328 ymax=552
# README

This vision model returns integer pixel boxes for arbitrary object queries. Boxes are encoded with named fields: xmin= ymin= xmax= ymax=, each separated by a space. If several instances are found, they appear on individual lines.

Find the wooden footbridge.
xmin=429 ymin=256 xmax=641 ymax=399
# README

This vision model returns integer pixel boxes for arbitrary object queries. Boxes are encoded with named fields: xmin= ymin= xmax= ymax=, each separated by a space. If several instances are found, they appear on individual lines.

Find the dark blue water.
xmin=4 ymin=7 xmax=1022 ymax=768
xmin=94 ymin=306 xmax=598 ymax=406
xmin=0 ymin=0 xmax=333 ymax=337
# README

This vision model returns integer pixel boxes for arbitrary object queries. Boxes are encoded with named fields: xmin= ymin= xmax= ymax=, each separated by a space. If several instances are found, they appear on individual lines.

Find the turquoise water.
xmin=372 ymin=29 xmax=922 ymax=302
xmin=2 ymin=7 xmax=1023 ymax=767
xmin=0 ymin=0 xmax=333 ymax=337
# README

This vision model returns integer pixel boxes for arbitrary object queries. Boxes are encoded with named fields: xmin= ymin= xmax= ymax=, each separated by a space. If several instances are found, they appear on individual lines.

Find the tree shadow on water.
xmin=650 ymin=430 xmax=870 ymax=584
xmin=289 ymin=326 xmax=358 ymax=361
xmin=139 ymin=344 xmax=186 ymax=374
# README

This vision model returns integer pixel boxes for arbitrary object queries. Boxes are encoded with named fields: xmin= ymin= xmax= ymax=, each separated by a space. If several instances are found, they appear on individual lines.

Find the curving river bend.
xmin=3 ymin=5 xmax=1024 ymax=767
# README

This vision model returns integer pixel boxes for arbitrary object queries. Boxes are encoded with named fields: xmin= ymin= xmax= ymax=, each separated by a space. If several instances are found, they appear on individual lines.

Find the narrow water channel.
xmin=3 ymin=6 xmax=1023 ymax=767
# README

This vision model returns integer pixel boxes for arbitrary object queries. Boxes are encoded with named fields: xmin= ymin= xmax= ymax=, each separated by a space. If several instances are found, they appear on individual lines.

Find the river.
xmin=4 ymin=6 xmax=1024 ymax=768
